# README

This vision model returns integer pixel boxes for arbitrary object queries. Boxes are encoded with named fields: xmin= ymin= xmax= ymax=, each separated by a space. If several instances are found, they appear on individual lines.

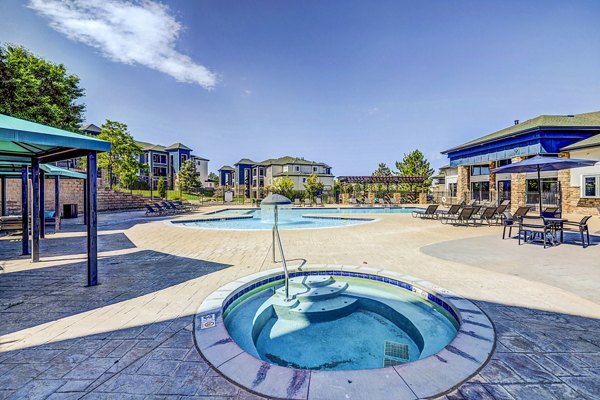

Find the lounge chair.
xmin=294 ymin=199 xmax=301 ymax=207
xmin=518 ymin=216 xmax=551 ymax=248
xmin=472 ymin=207 xmax=498 ymax=225
xmin=494 ymin=204 xmax=509 ymax=220
xmin=467 ymin=199 xmax=477 ymax=206
xmin=0 ymin=215 xmax=23 ymax=233
xmin=362 ymin=197 xmax=372 ymax=206
xmin=442 ymin=207 xmax=475 ymax=226
xmin=437 ymin=204 xmax=462 ymax=221
xmin=388 ymin=198 xmax=399 ymax=207
xmin=145 ymin=204 xmax=162 ymax=217
xmin=348 ymin=197 xmax=359 ymax=207
xmin=470 ymin=205 xmax=482 ymax=215
xmin=161 ymin=201 xmax=181 ymax=213
xmin=154 ymin=202 xmax=174 ymax=215
xmin=174 ymin=200 xmax=196 ymax=211
xmin=500 ymin=200 xmax=510 ymax=206
xmin=315 ymin=197 xmax=324 ymax=207
xmin=562 ymin=215 xmax=592 ymax=248
xmin=168 ymin=200 xmax=188 ymax=213
xmin=304 ymin=198 xmax=312 ymax=207
xmin=412 ymin=204 xmax=439 ymax=219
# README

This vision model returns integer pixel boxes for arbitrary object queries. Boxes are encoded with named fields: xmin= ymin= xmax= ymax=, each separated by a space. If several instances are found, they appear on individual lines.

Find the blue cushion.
xmin=44 ymin=211 xmax=55 ymax=219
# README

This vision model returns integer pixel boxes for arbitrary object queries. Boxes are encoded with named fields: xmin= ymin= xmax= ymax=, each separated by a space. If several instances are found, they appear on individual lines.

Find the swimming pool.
xmin=173 ymin=206 xmax=420 ymax=230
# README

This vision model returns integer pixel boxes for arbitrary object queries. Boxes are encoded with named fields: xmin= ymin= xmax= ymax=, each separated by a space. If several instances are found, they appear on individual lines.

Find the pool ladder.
xmin=272 ymin=205 xmax=290 ymax=301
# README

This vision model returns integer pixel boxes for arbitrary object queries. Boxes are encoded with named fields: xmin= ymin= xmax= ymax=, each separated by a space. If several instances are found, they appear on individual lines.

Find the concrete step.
xmin=288 ymin=275 xmax=335 ymax=289
xmin=275 ymin=281 xmax=348 ymax=301
xmin=274 ymin=295 xmax=358 ymax=322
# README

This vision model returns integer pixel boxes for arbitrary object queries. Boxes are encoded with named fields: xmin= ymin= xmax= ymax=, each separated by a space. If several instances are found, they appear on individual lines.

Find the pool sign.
xmin=200 ymin=313 xmax=216 ymax=329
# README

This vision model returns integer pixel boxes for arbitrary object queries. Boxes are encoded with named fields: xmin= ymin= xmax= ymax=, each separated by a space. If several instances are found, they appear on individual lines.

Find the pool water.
xmin=224 ymin=275 xmax=458 ymax=370
xmin=174 ymin=207 xmax=420 ymax=230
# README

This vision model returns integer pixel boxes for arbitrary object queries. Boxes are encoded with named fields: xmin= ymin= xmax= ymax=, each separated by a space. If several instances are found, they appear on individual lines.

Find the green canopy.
xmin=0 ymin=113 xmax=110 ymax=163
xmin=0 ymin=161 xmax=86 ymax=179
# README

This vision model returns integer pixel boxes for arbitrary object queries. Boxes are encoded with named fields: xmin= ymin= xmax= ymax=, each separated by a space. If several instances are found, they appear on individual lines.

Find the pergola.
xmin=337 ymin=176 xmax=426 ymax=184
xmin=0 ymin=113 xmax=110 ymax=286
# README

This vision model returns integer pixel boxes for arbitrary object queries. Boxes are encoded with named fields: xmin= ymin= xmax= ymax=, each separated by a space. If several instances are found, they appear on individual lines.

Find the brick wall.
xmin=488 ymin=161 xmax=497 ymax=202
xmin=509 ymin=157 xmax=526 ymax=212
xmin=559 ymin=169 xmax=600 ymax=215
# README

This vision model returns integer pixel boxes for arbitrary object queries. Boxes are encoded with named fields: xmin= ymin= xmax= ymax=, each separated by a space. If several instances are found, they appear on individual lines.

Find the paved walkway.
xmin=0 ymin=208 xmax=599 ymax=399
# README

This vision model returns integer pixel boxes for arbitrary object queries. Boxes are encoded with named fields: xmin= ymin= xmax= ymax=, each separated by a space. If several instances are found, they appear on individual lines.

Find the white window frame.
xmin=581 ymin=175 xmax=600 ymax=198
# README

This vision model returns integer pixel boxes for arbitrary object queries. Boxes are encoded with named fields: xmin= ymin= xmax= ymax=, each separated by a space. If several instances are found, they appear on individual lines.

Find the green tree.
xmin=208 ymin=172 xmax=219 ymax=186
xmin=178 ymin=159 xmax=202 ymax=193
xmin=373 ymin=163 xmax=392 ymax=177
xmin=97 ymin=120 xmax=143 ymax=187
xmin=119 ymin=154 xmax=146 ymax=191
xmin=157 ymin=177 xmax=167 ymax=199
xmin=395 ymin=149 xmax=434 ymax=192
xmin=272 ymin=175 xmax=296 ymax=199
xmin=304 ymin=173 xmax=325 ymax=200
xmin=0 ymin=43 xmax=85 ymax=130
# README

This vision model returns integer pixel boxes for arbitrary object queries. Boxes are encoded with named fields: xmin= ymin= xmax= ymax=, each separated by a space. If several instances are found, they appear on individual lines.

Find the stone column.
xmin=488 ymin=161 xmax=497 ymax=204
xmin=457 ymin=165 xmax=470 ymax=203
xmin=510 ymin=156 xmax=526 ymax=212
xmin=557 ymin=152 xmax=573 ymax=213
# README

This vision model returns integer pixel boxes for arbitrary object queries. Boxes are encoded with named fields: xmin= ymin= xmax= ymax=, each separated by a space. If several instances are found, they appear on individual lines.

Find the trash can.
xmin=63 ymin=204 xmax=78 ymax=219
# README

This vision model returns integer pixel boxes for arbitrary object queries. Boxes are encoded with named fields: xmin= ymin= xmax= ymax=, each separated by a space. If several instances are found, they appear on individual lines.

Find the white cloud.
xmin=28 ymin=0 xmax=217 ymax=89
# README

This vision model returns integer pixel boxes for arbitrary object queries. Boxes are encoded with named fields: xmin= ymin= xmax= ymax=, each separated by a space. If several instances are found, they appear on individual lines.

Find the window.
xmin=582 ymin=175 xmax=600 ymax=198
xmin=303 ymin=178 xmax=306 ymax=183
xmin=181 ymin=154 xmax=187 ymax=163
xmin=471 ymin=182 xmax=490 ymax=200
xmin=496 ymin=159 xmax=512 ymax=167
xmin=313 ymin=166 xmax=317 ymax=172
xmin=448 ymin=183 xmax=457 ymax=197
xmin=471 ymin=165 xmax=490 ymax=176
xmin=259 ymin=168 xmax=265 ymax=176
xmin=295 ymin=166 xmax=300 ymax=172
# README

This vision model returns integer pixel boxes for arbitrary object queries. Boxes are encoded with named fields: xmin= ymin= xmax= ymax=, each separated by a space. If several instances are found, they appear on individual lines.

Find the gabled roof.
xmin=442 ymin=111 xmax=600 ymax=154
xmin=135 ymin=141 xmax=167 ymax=152
xmin=165 ymin=142 xmax=192 ymax=151
xmin=561 ymin=134 xmax=600 ymax=151
xmin=254 ymin=156 xmax=330 ymax=168
xmin=191 ymin=155 xmax=209 ymax=161
xmin=235 ymin=158 xmax=256 ymax=165
xmin=273 ymin=172 xmax=334 ymax=177
xmin=219 ymin=165 xmax=235 ymax=171
xmin=81 ymin=123 xmax=102 ymax=134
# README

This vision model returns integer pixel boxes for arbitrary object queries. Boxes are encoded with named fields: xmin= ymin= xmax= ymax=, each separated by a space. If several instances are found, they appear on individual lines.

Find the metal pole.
xmin=39 ymin=170 xmax=45 ymax=238
xmin=1 ymin=176 xmax=6 ymax=216
xmin=31 ymin=158 xmax=40 ymax=262
xmin=537 ymin=165 xmax=542 ymax=215
xmin=272 ymin=205 xmax=289 ymax=301
xmin=21 ymin=166 xmax=29 ymax=255
xmin=83 ymin=178 xmax=88 ymax=225
xmin=54 ymin=176 xmax=60 ymax=233
xmin=87 ymin=151 xmax=98 ymax=286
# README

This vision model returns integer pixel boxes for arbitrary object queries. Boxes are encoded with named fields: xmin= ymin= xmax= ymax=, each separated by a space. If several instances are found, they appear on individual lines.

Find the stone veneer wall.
xmin=509 ymin=157 xmax=526 ymax=212
xmin=457 ymin=165 xmax=470 ymax=203
xmin=558 ymin=152 xmax=600 ymax=215
xmin=488 ymin=161 xmax=497 ymax=203
xmin=1 ymin=178 xmax=148 ymax=216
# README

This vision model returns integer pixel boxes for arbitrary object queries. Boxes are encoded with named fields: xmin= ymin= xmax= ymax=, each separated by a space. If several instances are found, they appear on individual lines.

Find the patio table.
xmin=544 ymin=217 xmax=567 ymax=245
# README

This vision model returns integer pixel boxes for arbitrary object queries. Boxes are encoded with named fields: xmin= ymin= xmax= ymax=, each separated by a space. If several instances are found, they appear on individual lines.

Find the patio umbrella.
xmin=492 ymin=155 xmax=597 ymax=213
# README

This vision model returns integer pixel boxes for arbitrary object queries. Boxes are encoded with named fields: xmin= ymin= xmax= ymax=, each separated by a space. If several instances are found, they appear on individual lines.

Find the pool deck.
xmin=0 ymin=205 xmax=599 ymax=399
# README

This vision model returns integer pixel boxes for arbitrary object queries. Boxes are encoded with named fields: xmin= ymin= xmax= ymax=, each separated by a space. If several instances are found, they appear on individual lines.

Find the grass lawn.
xmin=127 ymin=189 xmax=250 ymax=203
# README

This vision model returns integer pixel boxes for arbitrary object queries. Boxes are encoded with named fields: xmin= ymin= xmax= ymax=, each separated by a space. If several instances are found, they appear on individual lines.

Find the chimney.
xmin=514 ymin=120 xmax=519 ymax=125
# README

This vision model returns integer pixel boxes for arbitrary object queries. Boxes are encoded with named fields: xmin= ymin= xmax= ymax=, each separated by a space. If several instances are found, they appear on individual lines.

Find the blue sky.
xmin=1 ymin=0 xmax=600 ymax=175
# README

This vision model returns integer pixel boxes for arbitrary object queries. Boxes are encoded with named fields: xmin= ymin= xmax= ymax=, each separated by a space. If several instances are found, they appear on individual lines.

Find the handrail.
xmin=271 ymin=206 xmax=290 ymax=300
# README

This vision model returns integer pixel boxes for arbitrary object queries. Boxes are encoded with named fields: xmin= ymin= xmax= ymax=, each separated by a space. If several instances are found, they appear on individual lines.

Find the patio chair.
xmin=294 ymin=198 xmax=301 ymax=207
xmin=501 ymin=206 xmax=530 ymax=239
xmin=467 ymin=199 xmax=477 ymax=206
xmin=154 ymin=202 xmax=173 ymax=215
xmin=162 ymin=201 xmax=182 ymax=213
xmin=471 ymin=205 xmax=482 ymax=215
xmin=304 ymin=198 xmax=312 ymax=207
xmin=175 ymin=200 xmax=197 ymax=211
xmin=562 ymin=215 xmax=592 ymax=248
xmin=349 ymin=197 xmax=359 ymax=207
xmin=0 ymin=215 xmax=23 ymax=233
xmin=145 ymin=204 xmax=162 ymax=217
xmin=315 ymin=197 xmax=324 ymax=207
xmin=442 ymin=207 xmax=475 ymax=226
xmin=472 ymin=207 xmax=498 ymax=225
xmin=437 ymin=204 xmax=461 ymax=221
xmin=168 ymin=200 xmax=188 ymax=212
xmin=500 ymin=200 xmax=511 ymax=206
xmin=518 ymin=216 xmax=551 ymax=248
xmin=412 ymin=204 xmax=439 ymax=219
xmin=363 ymin=197 xmax=372 ymax=206
xmin=494 ymin=204 xmax=509 ymax=220
xmin=388 ymin=197 xmax=399 ymax=207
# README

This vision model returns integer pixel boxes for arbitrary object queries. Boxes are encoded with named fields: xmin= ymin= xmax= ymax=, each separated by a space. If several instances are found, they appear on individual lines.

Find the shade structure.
xmin=261 ymin=194 xmax=292 ymax=205
xmin=0 ymin=161 xmax=86 ymax=179
xmin=0 ymin=113 xmax=110 ymax=286
xmin=492 ymin=155 xmax=598 ymax=213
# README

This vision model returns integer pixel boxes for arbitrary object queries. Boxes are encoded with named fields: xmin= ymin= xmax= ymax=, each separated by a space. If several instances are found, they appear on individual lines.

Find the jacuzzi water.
xmin=175 ymin=207 xmax=420 ymax=230
xmin=224 ymin=274 xmax=458 ymax=370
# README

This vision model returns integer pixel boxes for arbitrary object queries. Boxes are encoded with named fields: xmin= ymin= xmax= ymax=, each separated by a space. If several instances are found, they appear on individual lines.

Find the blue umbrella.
xmin=492 ymin=155 xmax=597 ymax=213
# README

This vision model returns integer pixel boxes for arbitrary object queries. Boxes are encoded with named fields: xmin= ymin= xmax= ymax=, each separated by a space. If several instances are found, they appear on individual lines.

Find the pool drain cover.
xmin=383 ymin=341 xmax=409 ymax=367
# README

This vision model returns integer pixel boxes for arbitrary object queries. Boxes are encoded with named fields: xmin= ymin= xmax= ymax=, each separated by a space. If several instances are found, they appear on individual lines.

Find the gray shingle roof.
xmin=561 ymin=134 xmax=600 ymax=151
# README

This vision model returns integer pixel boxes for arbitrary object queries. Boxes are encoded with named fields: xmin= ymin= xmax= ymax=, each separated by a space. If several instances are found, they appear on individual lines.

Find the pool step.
xmin=275 ymin=281 xmax=348 ymax=301
xmin=273 ymin=295 xmax=358 ymax=322
xmin=288 ymin=275 xmax=335 ymax=288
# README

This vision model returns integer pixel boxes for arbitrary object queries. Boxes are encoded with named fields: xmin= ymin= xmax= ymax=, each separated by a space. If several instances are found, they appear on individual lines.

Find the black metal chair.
xmin=412 ymin=204 xmax=439 ymax=219
xmin=518 ymin=216 xmax=551 ymax=248
xmin=502 ymin=206 xmax=530 ymax=239
xmin=562 ymin=216 xmax=592 ymax=248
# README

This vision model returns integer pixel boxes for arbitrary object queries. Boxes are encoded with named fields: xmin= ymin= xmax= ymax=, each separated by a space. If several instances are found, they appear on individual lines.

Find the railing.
xmin=525 ymin=191 xmax=560 ymax=212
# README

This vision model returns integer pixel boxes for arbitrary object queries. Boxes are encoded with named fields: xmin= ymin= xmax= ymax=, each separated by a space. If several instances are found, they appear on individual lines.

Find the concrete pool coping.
xmin=194 ymin=264 xmax=495 ymax=400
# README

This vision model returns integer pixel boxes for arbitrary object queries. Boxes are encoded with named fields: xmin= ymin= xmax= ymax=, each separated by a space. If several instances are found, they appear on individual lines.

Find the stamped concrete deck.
xmin=1 ymin=207 xmax=599 ymax=399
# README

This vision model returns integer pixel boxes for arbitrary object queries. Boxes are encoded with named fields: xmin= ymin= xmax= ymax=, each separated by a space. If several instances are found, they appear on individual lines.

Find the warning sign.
xmin=200 ymin=313 xmax=216 ymax=329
